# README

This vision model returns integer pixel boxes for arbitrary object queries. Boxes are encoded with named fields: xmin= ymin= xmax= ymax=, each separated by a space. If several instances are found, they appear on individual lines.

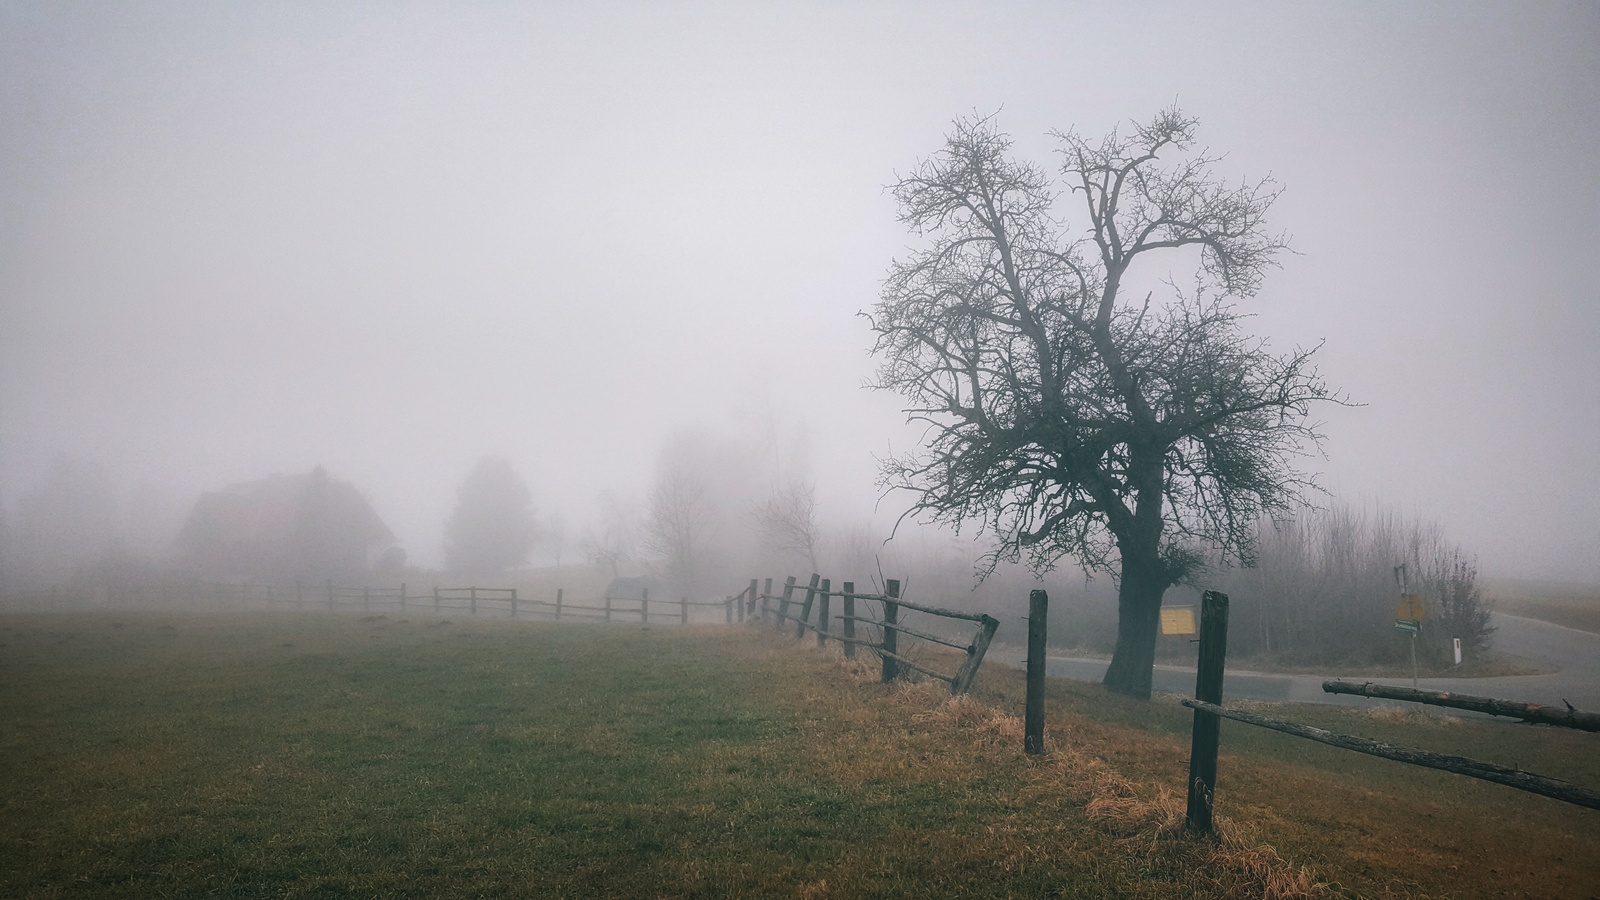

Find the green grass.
xmin=2 ymin=610 xmax=1596 ymax=898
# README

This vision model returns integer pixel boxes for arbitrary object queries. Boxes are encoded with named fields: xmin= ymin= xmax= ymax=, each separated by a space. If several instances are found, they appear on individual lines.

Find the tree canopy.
xmin=444 ymin=456 xmax=536 ymax=575
xmin=869 ymin=109 xmax=1338 ymax=698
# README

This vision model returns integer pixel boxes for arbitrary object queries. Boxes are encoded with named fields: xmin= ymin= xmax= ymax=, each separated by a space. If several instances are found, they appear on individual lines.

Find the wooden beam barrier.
xmin=1323 ymin=681 xmax=1600 ymax=732
xmin=1182 ymin=699 xmax=1600 ymax=812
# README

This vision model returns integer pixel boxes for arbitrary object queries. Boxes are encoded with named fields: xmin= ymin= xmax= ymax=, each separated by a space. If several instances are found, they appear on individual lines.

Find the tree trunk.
xmin=1102 ymin=550 xmax=1168 ymax=699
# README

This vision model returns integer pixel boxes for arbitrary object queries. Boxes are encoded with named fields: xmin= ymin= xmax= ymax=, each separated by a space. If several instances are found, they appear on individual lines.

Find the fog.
xmin=3 ymin=2 xmax=1597 ymax=585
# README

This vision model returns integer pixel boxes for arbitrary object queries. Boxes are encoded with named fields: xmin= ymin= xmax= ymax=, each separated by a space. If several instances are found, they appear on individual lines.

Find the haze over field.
xmin=2 ymin=2 xmax=1596 ymax=583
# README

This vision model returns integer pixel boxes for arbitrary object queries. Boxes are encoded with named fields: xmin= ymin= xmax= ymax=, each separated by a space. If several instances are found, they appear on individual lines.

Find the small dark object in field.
xmin=281 ymin=642 xmax=294 ymax=648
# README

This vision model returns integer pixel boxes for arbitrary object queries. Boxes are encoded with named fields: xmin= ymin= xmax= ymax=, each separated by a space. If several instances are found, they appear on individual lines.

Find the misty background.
xmin=3 ymin=2 xmax=1597 ymax=588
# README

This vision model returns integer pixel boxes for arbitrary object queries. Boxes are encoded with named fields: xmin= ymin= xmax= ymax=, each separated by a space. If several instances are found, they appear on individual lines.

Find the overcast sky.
xmin=3 ymin=1 xmax=1596 ymax=582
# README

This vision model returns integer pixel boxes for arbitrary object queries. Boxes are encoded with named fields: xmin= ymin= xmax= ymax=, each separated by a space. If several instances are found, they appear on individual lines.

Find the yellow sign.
xmin=1396 ymin=593 xmax=1425 ymax=621
xmin=1160 ymin=605 xmax=1197 ymax=636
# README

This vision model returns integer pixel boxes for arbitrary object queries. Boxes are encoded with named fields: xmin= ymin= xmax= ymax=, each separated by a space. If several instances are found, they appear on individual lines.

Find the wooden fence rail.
xmin=7 ymin=578 xmax=751 ymax=627
xmin=1321 ymin=681 xmax=1600 ymax=732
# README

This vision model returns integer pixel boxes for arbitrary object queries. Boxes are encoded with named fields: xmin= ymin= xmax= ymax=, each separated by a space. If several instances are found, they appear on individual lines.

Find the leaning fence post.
xmin=760 ymin=578 xmax=772 ymax=622
xmin=796 ymin=574 xmax=820 ymax=639
xmin=1025 ymin=589 xmax=1048 ymax=755
xmin=842 ymin=582 xmax=857 ymax=659
xmin=605 ymin=594 xmax=612 ymax=622
xmin=556 ymin=588 xmax=564 ymax=621
xmin=953 ymin=615 xmax=999 ymax=695
xmin=882 ymin=579 xmax=900 ymax=683
xmin=816 ymin=578 xmax=831 ymax=647
xmin=1185 ymin=590 xmax=1231 ymax=836
xmin=641 ymin=588 xmax=650 ymax=625
xmin=775 ymin=576 xmax=797 ymax=630
xmin=744 ymin=578 xmax=756 ymax=623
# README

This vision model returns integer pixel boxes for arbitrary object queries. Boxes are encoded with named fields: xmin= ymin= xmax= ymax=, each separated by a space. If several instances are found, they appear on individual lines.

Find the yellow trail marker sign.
xmin=1396 ymin=593 xmax=1425 ymax=621
xmin=1160 ymin=605 xmax=1197 ymax=636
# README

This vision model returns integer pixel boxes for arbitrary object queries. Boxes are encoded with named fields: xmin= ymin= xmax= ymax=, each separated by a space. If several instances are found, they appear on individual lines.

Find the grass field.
xmin=2 ymin=610 xmax=1596 ymax=898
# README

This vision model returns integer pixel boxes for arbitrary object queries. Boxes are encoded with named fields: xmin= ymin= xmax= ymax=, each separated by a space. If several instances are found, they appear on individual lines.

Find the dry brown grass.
xmin=801 ymin=644 xmax=1334 ymax=899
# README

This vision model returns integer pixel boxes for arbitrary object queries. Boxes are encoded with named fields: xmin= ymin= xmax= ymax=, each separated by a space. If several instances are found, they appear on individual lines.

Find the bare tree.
xmin=753 ymin=479 xmax=821 ymax=572
xmin=580 ymin=491 xmax=637 ymax=578
xmin=869 ymin=109 xmax=1339 ymax=698
xmin=642 ymin=467 xmax=712 ymax=592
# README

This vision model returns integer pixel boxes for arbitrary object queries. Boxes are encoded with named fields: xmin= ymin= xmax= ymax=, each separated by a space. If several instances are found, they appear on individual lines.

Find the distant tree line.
xmin=1210 ymin=503 xmax=1493 ymax=666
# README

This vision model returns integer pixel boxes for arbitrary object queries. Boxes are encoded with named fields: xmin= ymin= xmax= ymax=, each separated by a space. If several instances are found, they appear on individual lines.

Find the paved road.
xmin=996 ymin=612 xmax=1600 ymax=713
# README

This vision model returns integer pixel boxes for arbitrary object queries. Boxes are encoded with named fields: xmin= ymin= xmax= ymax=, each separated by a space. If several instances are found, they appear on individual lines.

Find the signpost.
xmin=1394 ymin=565 xmax=1423 ymax=688
xmin=1160 ymin=605 xmax=1197 ymax=636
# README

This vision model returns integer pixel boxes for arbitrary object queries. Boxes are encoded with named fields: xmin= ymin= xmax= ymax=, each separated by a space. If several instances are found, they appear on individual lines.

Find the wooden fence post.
xmin=744 ymin=578 xmax=756 ymax=623
xmin=556 ymin=588 xmax=564 ymax=621
xmin=761 ymin=578 xmax=772 ymax=622
xmin=725 ymin=595 xmax=734 ymax=624
xmin=1185 ymin=590 xmax=1231 ymax=836
xmin=842 ymin=582 xmax=856 ymax=659
xmin=816 ymin=578 xmax=831 ymax=647
xmin=795 ymin=574 xmax=820 ymax=639
xmin=775 ymin=576 xmax=797 ymax=630
xmin=641 ymin=588 xmax=650 ymax=625
xmin=470 ymin=587 xmax=477 ymax=615
xmin=605 ymin=594 xmax=612 ymax=622
xmin=511 ymin=588 xmax=518 ymax=618
xmin=952 ymin=615 xmax=999 ymax=695
xmin=1025 ymin=589 xmax=1048 ymax=755
xmin=881 ymin=579 xmax=900 ymax=683
xmin=681 ymin=596 xmax=688 ymax=626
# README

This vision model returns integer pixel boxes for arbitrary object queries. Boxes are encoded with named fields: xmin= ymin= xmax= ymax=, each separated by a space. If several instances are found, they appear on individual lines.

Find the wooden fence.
xmin=743 ymin=573 xmax=1001 ymax=696
xmin=1181 ymin=591 xmax=1600 ymax=834
xmin=3 ymin=578 xmax=750 ymax=626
